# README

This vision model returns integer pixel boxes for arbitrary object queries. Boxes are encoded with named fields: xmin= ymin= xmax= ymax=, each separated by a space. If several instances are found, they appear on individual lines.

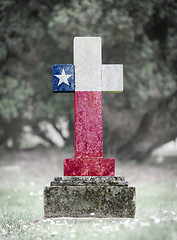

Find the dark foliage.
xmin=0 ymin=0 xmax=176 ymax=160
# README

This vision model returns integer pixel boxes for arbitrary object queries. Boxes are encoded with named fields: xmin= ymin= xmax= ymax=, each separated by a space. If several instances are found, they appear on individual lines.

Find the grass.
xmin=0 ymin=147 xmax=177 ymax=239
xmin=0 ymin=179 xmax=177 ymax=240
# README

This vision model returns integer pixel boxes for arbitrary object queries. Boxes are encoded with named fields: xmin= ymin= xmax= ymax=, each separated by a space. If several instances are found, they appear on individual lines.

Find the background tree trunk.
xmin=103 ymin=90 xmax=177 ymax=161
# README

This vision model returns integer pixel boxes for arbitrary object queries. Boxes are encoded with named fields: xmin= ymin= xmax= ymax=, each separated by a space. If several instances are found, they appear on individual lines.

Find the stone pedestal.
xmin=44 ymin=176 xmax=136 ymax=218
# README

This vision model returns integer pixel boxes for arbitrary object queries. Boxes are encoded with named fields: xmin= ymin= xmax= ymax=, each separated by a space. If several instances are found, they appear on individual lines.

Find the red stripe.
xmin=64 ymin=158 xmax=115 ymax=176
xmin=63 ymin=91 xmax=115 ymax=176
xmin=74 ymin=91 xmax=103 ymax=159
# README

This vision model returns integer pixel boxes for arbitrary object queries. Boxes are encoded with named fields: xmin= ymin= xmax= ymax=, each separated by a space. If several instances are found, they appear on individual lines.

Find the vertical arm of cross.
xmin=74 ymin=37 xmax=103 ymax=159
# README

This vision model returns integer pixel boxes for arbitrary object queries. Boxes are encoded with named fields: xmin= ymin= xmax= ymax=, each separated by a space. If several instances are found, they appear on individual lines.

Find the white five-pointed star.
xmin=55 ymin=69 xmax=72 ymax=86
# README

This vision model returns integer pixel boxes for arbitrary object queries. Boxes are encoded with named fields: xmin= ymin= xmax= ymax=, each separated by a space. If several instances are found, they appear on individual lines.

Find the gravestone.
xmin=44 ymin=37 xmax=136 ymax=218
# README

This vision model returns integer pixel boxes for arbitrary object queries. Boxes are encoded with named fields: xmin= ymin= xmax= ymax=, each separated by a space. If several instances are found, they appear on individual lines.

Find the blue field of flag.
xmin=53 ymin=64 xmax=75 ymax=92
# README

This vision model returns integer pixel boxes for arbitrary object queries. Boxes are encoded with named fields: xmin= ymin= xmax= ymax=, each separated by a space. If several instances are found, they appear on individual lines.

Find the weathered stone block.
xmin=44 ymin=177 xmax=136 ymax=218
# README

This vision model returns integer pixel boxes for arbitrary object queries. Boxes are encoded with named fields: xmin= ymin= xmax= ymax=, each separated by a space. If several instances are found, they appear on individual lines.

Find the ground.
xmin=0 ymin=147 xmax=177 ymax=240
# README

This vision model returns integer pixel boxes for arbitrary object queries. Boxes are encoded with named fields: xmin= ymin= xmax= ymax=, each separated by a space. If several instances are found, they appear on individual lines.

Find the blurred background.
xmin=1 ymin=2 xmax=177 ymax=238
xmin=0 ymin=0 xmax=177 ymax=164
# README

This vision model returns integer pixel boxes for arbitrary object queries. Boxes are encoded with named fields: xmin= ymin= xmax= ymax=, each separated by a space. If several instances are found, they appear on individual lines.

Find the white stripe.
xmin=74 ymin=37 xmax=102 ymax=91
xmin=102 ymin=64 xmax=123 ymax=92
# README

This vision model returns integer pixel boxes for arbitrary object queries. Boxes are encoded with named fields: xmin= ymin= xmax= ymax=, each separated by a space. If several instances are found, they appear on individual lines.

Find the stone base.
xmin=44 ymin=176 xmax=136 ymax=218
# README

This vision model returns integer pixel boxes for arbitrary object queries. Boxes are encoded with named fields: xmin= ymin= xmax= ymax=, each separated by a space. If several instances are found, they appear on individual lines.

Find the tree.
xmin=0 ymin=0 xmax=176 ymax=161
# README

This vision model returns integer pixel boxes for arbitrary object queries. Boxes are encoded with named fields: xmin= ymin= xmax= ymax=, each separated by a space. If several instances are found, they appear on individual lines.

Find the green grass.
xmin=0 ymin=180 xmax=177 ymax=240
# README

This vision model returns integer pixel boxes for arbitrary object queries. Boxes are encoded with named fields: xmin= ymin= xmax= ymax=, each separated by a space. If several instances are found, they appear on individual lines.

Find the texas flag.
xmin=53 ymin=38 xmax=123 ymax=93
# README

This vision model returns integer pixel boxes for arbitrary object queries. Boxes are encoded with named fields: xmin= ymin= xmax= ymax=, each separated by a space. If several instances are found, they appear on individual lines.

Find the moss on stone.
xmin=44 ymin=176 xmax=136 ymax=218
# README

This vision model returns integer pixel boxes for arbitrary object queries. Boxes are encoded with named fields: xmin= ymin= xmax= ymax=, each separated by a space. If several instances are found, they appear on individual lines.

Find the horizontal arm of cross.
xmin=53 ymin=37 xmax=123 ymax=93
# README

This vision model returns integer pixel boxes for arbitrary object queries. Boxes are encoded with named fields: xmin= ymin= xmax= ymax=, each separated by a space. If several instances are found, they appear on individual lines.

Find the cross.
xmin=53 ymin=37 xmax=123 ymax=176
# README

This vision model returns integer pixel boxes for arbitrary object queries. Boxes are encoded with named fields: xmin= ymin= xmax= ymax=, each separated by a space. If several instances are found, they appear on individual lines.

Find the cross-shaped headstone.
xmin=53 ymin=37 xmax=123 ymax=176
